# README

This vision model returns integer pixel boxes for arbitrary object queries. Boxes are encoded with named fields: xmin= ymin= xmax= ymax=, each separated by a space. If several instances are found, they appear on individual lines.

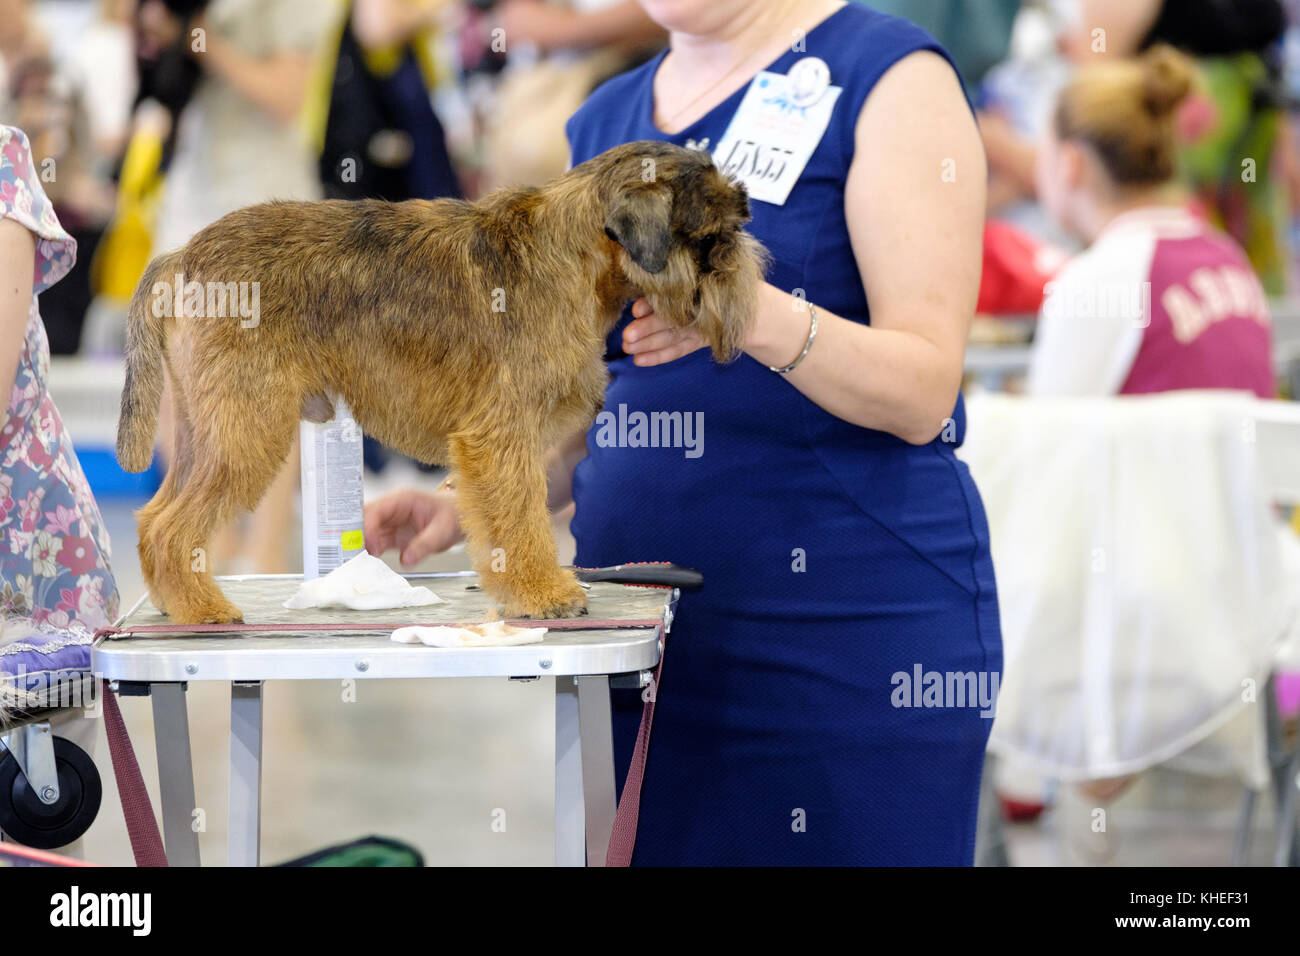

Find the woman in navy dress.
xmin=368 ymin=0 xmax=1001 ymax=865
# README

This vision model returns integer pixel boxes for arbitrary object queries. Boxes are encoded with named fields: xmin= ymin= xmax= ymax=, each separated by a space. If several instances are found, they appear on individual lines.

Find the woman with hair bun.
xmin=1027 ymin=45 xmax=1275 ymax=399
xmin=1065 ymin=0 xmax=1290 ymax=293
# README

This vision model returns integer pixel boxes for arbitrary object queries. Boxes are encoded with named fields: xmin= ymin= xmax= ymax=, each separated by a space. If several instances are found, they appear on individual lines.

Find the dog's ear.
xmin=604 ymin=186 xmax=673 ymax=274
xmin=694 ymin=228 xmax=769 ymax=362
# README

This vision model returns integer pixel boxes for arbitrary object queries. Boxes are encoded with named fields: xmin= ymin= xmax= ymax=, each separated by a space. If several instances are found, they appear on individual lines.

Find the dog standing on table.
xmin=116 ymin=141 xmax=765 ymax=625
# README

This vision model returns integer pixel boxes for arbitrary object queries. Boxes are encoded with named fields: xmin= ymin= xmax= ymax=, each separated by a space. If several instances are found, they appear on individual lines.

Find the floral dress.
xmin=0 ymin=126 xmax=118 ymax=715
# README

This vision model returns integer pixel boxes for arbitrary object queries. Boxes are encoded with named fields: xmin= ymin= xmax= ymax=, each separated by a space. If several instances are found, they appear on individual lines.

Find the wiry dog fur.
xmin=117 ymin=141 xmax=766 ymax=624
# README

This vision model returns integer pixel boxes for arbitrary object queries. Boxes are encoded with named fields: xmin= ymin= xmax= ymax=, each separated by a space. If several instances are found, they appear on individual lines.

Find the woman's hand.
xmin=622 ymin=297 xmax=708 ymax=366
xmin=364 ymin=488 xmax=463 ymax=567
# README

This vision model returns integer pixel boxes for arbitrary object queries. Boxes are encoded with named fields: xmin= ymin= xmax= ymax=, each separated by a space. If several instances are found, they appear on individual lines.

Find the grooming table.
xmin=91 ymin=572 xmax=672 ymax=867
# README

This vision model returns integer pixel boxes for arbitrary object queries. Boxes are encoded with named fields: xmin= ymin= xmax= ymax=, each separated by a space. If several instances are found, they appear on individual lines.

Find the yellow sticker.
xmin=341 ymin=530 xmax=364 ymax=551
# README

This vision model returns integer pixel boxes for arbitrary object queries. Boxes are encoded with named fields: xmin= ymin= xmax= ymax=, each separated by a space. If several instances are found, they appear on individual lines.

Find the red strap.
xmin=605 ymin=631 xmax=667 ymax=867
xmin=101 ymin=687 xmax=169 ymax=867
xmin=96 ymin=618 xmax=661 ymax=639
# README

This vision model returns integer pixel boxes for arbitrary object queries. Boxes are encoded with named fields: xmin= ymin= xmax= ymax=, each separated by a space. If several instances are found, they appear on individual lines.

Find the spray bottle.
xmin=300 ymin=396 xmax=365 ymax=578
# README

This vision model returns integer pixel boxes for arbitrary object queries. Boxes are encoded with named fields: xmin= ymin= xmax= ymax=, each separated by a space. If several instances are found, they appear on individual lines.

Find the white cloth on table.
xmin=959 ymin=390 xmax=1299 ymax=787
xmin=391 ymin=622 xmax=547 ymax=648
xmin=283 ymin=553 xmax=442 ymax=611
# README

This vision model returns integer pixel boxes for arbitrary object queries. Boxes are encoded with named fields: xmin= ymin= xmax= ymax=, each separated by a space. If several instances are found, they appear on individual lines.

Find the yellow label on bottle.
xmin=341 ymin=530 xmax=364 ymax=551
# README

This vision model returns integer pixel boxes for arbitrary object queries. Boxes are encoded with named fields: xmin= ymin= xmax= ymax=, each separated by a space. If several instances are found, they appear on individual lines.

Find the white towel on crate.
xmin=959 ymin=390 xmax=1298 ymax=787
xmin=283 ymin=552 xmax=443 ymax=611
xmin=391 ymin=622 xmax=546 ymax=647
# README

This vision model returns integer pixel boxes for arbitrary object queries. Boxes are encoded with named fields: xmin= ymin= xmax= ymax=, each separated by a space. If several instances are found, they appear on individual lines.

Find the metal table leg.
xmin=578 ymin=676 xmax=616 ymax=867
xmin=151 ymin=682 xmax=201 ymax=866
xmin=554 ymin=676 xmax=584 ymax=866
xmin=228 ymin=681 xmax=263 ymax=867
xmin=1232 ymin=787 xmax=1258 ymax=866
xmin=1274 ymin=749 xmax=1300 ymax=867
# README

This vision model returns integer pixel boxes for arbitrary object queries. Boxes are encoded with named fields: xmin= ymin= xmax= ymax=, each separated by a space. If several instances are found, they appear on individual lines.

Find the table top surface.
xmin=92 ymin=573 xmax=669 ymax=682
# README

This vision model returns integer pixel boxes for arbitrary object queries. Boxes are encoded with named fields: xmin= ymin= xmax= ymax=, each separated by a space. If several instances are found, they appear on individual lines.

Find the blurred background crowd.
xmin=4 ymin=0 xmax=1293 ymax=353
xmin=7 ymin=0 xmax=1300 ymax=422
xmin=3 ymin=0 xmax=1300 ymax=865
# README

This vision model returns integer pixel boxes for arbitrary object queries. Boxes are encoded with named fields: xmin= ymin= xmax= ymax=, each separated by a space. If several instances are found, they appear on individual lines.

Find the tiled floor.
xmin=27 ymin=463 xmax=1300 ymax=865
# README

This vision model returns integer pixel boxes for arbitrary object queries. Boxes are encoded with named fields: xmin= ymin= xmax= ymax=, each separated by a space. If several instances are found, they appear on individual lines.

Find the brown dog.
xmin=116 ymin=141 xmax=766 ymax=624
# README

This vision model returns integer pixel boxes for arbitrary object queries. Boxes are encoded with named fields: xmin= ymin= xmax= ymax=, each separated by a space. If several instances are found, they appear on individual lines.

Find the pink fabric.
xmin=1276 ymin=672 xmax=1300 ymax=720
xmin=1121 ymin=222 xmax=1275 ymax=398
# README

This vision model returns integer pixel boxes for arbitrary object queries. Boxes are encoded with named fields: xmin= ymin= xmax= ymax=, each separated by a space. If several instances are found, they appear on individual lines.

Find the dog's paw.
xmin=166 ymin=600 xmax=245 ymax=626
xmin=509 ymin=579 xmax=589 ymax=620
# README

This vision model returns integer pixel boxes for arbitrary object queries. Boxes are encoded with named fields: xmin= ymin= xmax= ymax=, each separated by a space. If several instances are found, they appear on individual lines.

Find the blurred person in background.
xmin=54 ymin=0 xmax=138 ymax=358
xmin=1028 ymin=45 xmax=1275 ymax=399
xmin=1032 ymin=46 xmax=1280 ymax=813
xmin=62 ymin=0 xmax=137 ymax=164
xmin=7 ymin=52 xmax=117 ymax=355
xmin=985 ymin=0 xmax=1292 ymax=294
xmin=475 ymin=0 xmax=664 ymax=189
xmin=316 ymin=0 xmax=461 ymax=204
xmin=997 ymin=45 xmax=1278 ymax=820
xmin=137 ymin=0 xmax=335 ymax=574
xmin=977 ymin=0 xmax=1075 ymax=237
xmin=0 ymin=2 xmax=117 ymax=356
xmin=312 ymin=0 xmax=463 ymax=476
xmin=0 ymin=0 xmax=45 ymax=120
xmin=139 ymin=0 xmax=332 ymax=252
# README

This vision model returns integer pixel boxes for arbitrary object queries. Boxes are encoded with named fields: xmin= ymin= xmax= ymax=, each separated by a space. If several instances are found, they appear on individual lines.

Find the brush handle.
xmin=572 ymin=562 xmax=704 ymax=589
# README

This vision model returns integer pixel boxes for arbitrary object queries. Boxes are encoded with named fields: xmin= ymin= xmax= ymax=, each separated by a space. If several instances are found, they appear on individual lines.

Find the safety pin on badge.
xmin=788 ymin=56 xmax=831 ymax=107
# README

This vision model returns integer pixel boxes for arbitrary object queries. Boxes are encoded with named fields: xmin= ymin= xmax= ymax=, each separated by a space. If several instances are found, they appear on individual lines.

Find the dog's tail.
xmin=117 ymin=253 xmax=176 ymax=473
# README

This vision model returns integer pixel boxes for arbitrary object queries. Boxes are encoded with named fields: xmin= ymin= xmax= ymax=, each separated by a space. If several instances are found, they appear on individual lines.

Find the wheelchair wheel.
xmin=0 ymin=736 xmax=102 ymax=849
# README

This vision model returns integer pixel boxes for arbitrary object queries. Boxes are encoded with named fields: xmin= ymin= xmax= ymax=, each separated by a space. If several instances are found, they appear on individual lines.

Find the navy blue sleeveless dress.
xmin=566 ymin=4 xmax=1002 ymax=865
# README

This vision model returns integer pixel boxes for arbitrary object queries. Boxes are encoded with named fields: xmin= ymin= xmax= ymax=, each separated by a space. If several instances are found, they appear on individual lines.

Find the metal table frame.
xmin=92 ymin=572 xmax=668 ymax=867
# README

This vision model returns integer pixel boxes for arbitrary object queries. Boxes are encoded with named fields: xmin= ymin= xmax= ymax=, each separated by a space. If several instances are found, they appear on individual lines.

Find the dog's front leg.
xmin=449 ymin=427 xmax=588 ymax=619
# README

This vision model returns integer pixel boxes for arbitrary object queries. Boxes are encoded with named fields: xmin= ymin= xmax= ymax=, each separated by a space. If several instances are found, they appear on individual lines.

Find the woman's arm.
xmin=191 ymin=17 xmax=314 ymax=123
xmin=499 ymin=0 xmax=664 ymax=54
xmin=0 ymin=219 xmax=35 ymax=400
xmin=626 ymin=51 xmax=986 ymax=445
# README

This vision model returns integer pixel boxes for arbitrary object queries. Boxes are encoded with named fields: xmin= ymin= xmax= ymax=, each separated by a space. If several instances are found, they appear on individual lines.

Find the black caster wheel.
xmin=0 ymin=736 xmax=102 ymax=849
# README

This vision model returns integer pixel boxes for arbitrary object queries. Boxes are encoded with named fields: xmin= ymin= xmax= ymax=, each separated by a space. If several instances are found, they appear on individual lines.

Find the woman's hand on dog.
xmin=364 ymin=489 xmax=463 ymax=568
xmin=623 ymin=297 xmax=708 ymax=366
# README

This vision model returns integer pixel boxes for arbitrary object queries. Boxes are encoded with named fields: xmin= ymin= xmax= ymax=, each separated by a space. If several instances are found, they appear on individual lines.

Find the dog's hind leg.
xmin=148 ymin=397 xmax=299 ymax=625
xmin=449 ymin=424 xmax=588 ymax=619
xmin=135 ymin=369 xmax=196 ymax=613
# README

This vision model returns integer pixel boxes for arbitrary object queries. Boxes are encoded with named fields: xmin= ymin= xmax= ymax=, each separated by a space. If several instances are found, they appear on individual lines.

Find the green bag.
xmin=276 ymin=835 xmax=424 ymax=867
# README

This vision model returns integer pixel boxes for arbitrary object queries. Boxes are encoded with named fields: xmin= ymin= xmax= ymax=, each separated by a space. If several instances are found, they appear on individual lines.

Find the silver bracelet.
xmin=768 ymin=303 xmax=819 ymax=374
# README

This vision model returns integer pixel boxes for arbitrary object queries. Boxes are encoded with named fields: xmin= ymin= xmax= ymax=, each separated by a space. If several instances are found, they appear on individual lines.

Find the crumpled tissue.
xmin=283 ymin=552 xmax=443 ymax=611
xmin=391 ymin=621 xmax=546 ymax=647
